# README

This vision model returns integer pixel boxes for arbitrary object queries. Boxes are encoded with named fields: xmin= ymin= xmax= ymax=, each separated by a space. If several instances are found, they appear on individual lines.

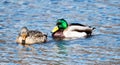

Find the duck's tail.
xmin=89 ymin=26 xmax=95 ymax=30
xmin=92 ymin=27 xmax=96 ymax=30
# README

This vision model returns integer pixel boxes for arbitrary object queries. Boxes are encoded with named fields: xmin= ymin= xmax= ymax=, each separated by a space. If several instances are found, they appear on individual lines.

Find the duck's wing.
xmin=72 ymin=28 xmax=92 ymax=35
xmin=70 ymin=23 xmax=86 ymax=26
xmin=28 ymin=30 xmax=46 ymax=37
xmin=67 ymin=25 xmax=94 ymax=35
xmin=28 ymin=30 xmax=47 ymax=43
xmin=70 ymin=23 xmax=95 ymax=29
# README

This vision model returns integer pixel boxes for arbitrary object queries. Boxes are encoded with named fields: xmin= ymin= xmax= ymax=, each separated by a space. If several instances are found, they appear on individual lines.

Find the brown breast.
xmin=52 ymin=30 xmax=65 ymax=39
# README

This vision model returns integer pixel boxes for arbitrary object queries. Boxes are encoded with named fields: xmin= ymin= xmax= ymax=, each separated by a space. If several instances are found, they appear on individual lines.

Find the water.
xmin=0 ymin=0 xmax=120 ymax=65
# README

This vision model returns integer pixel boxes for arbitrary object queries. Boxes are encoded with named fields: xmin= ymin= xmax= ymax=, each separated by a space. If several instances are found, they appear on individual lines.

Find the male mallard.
xmin=16 ymin=27 xmax=47 ymax=45
xmin=52 ymin=19 xmax=95 ymax=39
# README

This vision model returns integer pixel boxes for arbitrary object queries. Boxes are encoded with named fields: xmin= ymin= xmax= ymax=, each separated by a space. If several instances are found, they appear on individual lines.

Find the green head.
xmin=56 ymin=19 xmax=68 ymax=29
xmin=52 ymin=19 xmax=68 ymax=33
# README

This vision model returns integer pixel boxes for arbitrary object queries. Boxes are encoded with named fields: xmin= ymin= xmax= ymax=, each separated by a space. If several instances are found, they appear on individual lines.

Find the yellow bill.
xmin=52 ymin=26 xmax=59 ymax=33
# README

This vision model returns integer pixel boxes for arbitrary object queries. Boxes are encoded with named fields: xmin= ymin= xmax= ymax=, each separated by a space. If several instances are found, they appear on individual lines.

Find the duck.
xmin=51 ymin=19 xmax=95 ymax=39
xmin=16 ymin=27 xmax=47 ymax=45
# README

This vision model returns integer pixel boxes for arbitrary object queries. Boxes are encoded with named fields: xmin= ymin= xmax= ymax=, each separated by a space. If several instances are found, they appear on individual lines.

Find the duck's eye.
xmin=56 ymin=22 xmax=61 ymax=25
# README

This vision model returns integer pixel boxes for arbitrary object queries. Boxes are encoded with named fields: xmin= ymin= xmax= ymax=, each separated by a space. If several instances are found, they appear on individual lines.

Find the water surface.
xmin=0 ymin=0 xmax=120 ymax=65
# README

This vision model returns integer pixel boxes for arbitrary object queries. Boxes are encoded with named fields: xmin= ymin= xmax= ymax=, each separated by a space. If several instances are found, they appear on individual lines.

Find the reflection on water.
xmin=0 ymin=0 xmax=120 ymax=65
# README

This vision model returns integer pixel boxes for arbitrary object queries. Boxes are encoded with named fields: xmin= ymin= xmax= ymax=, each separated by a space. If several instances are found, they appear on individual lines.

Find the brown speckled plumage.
xmin=16 ymin=27 xmax=47 ymax=45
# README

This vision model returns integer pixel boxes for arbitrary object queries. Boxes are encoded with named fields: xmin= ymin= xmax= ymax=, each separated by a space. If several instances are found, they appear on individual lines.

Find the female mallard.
xmin=52 ymin=19 xmax=95 ymax=39
xmin=16 ymin=27 xmax=47 ymax=45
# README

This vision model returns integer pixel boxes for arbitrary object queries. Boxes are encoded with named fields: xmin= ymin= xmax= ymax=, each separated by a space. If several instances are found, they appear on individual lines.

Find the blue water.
xmin=0 ymin=0 xmax=120 ymax=65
